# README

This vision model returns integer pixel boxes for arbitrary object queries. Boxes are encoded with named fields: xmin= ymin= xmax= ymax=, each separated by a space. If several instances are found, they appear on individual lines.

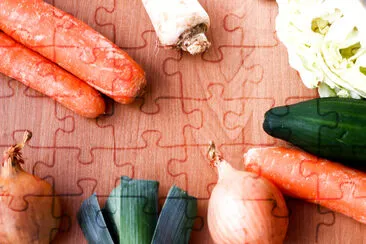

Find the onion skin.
xmin=0 ymin=131 xmax=61 ymax=244
xmin=207 ymin=143 xmax=289 ymax=244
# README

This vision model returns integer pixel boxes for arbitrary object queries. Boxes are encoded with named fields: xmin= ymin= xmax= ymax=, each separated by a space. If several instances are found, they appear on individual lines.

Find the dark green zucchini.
xmin=263 ymin=98 xmax=366 ymax=165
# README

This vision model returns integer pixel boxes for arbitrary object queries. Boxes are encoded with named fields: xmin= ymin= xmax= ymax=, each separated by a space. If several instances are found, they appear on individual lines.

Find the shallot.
xmin=0 ymin=131 xmax=61 ymax=243
xmin=207 ymin=142 xmax=289 ymax=244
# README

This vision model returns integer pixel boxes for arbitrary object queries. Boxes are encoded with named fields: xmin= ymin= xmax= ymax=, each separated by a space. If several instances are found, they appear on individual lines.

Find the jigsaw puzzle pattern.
xmin=0 ymin=0 xmax=364 ymax=243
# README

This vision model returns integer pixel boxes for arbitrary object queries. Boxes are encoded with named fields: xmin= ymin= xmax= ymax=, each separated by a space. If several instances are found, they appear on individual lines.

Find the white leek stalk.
xmin=142 ymin=0 xmax=211 ymax=55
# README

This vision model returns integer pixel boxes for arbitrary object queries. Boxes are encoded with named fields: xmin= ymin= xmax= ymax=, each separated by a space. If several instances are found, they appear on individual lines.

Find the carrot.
xmin=0 ymin=32 xmax=105 ymax=118
xmin=0 ymin=0 xmax=146 ymax=104
xmin=243 ymin=147 xmax=366 ymax=224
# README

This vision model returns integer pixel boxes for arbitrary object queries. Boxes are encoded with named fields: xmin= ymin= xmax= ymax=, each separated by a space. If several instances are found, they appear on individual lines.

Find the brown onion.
xmin=207 ymin=142 xmax=289 ymax=244
xmin=0 ymin=131 xmax=61 ymax=243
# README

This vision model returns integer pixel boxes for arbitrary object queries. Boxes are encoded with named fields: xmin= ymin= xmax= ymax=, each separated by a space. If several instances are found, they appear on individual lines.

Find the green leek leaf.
xmin=103 ymin=176 xmax=159 ymax=244
xmin=151 ymin=186 xmax=197 ymax=244
xmin=77 ymin=193 xmax=114 ymax=244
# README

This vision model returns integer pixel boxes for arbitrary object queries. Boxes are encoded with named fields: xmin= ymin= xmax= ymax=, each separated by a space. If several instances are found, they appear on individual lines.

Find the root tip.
xmin=181 ymin=33 xmax=211 ymax=55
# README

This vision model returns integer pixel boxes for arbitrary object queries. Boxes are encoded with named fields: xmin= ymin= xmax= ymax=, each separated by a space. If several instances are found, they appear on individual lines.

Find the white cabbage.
xmin=276 ymin=0 xmax=366 ymax=98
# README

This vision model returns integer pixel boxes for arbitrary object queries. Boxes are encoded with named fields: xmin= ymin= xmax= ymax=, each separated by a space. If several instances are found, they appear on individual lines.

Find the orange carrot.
xmin=0 ymin=0 xmax=146 ymax=104
xmin=243 ymin=147 xmax=366 ymax=224
xmin=0 ymin=32 xmax=105 ymax=118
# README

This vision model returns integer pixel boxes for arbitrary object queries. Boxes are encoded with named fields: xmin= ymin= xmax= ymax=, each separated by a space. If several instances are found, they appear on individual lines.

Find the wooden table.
xmin=0 ymin=0 xmax=365 ymax=243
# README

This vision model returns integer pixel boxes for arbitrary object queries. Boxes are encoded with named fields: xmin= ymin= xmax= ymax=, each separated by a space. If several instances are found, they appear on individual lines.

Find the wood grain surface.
xmin=0 ymin=0 xmax=365 ymax=243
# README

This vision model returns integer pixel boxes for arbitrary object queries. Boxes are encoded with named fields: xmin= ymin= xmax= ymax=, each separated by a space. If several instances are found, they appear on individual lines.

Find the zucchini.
xmin=263 ymin=98 xmax=366 ymax=165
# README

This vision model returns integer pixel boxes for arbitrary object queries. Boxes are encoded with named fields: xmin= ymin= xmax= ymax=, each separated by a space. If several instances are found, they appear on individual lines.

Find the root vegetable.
xmin=244 ymin=147 xmax=366 ymax=224
xmin=0 ymin=131 xmax=61 ymax=244
xmin=207 ymin=142 xmax=289 ymax=244
xmin=142 ymin=0 xmax=211 ymax=55
xmin=0 ymin=0 xmax=146 ymax=104
xmin=0 ymin=32 xmax=105 ymax=119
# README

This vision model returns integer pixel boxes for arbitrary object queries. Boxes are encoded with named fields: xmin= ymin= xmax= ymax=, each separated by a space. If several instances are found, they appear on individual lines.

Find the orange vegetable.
xmin=244 ymin=147 xmax=366 ymax=224
xmin=0 ymin=32 xmax=105 ymax=118
xmin=0 ymin=131 xmax=61 ymax=243
xmin=0 ymin=0 xmax=146 ymax=104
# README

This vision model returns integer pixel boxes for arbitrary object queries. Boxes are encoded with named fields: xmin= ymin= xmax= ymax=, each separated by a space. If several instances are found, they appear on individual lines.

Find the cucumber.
xmin=263 ymin=98 xmax=366 ymax=165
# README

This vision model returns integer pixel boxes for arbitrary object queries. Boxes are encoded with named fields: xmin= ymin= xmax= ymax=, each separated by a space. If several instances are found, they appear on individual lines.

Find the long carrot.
xmin=0 ymin=0 xmax=146 ymax=104
xmin=0 ymin=32 xmax=105 ymax=118
xmin=243 ymin=147 xmax=366 ymax=224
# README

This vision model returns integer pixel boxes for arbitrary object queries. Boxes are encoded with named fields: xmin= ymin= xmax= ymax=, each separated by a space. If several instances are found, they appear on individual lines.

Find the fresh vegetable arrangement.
xmin=263 ymin=98 xmax=366 ymax=164
xmin=78 ymin=177 xmax=197 ymax=244
xmin=0 ymin=131 xmax=61 ymax=243
xmin=276 ymin=0 xmax=366 ymax=98
xmin=207 ymin=142 xmax=289 ymax=244
xmin=142 ymin=0 xmax=211 ymax=55
xmin=1 ymin=0 xmax=366 ymax=243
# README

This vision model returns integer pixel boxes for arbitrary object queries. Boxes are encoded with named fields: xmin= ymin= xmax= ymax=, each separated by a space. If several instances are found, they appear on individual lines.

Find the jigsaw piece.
xmin=223 ymin=97 xmax=275 ymax=145
xmin=0 ymin=75 xmax=15 ymax=99
xmin=182 ymin=84 xmax=274 ymax=145
xmin=0 ymin=81 xmax=73 ymax=148
xmin=114 ymin=131 xmax=186 ymax=196
xmin=54 ymin=106 xmax=114 ymax=163
xmin=325 ymin=211 xmax=366 ymax=244
xmin=285 ymin=199 xmax=335 ymax=243
xmin=245 ymin=46 xmax=317 ymax=104
xmin=94 ymin=0 xmax=152 ymax=46
xmin=168 ymin=146 xmax=217 ymax=199
xmin=164 ymin=47 xmax=264 ymax=100
xmin=97 ymin=98 xmax=202 ymax=147
xmin=198 ymin=0 xmax=277 ymax=61
xmin=286 ymin=199 xmax=365 ymax=243
xmin=32 ymin=148 xmax=132 ymax=195
xmin=223 ymin=0 xmax=278 ymax=47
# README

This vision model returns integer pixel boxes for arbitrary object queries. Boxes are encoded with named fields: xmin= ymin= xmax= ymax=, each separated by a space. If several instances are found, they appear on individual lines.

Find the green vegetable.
xmin=78 ymin=179 xmax=197 ymax=244
xmin=263 ymin=97 xmax=366 ymax=164
xmin=103 ymin=176 xmax=159 ymax=244
xmin=77 ymin=194 xmax=114 ymax=244
xmin=276 ymin=0 xmax=366 ymax=99
xmin=152 ymin=186 xmax=197 ymax=244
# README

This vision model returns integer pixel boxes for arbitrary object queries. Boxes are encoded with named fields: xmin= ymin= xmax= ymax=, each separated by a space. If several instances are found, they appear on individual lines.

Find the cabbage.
xmin=276 ymin=0 xmax=366 ymax=98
